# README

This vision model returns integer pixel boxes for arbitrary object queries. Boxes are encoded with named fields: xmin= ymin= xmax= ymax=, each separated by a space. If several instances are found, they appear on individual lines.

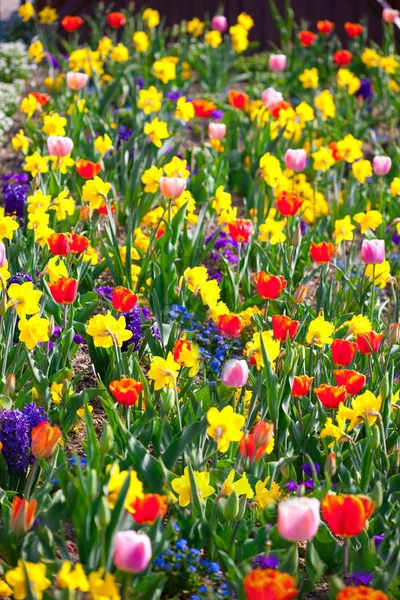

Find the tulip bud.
xmin=253 ymin=421 xmax=273 ymax=446
xmin=282 ymin=349 xmax=295 ymax=374
xmin=97 ymin=496 xmax=111 ymax=526
xmin=159 ymin=176 xmax=186 ymax=200
xmin=100 ymin=421 xmax=114 ymax=454
xmin=324 ymin=452 xmax=337 ymax=478
xmin=62 ymin=379 xmax=69 ymax=397
xmin=293 ymin=284 xmax=307 ymax=304
xmin=66 ymin=71 xmax=89 ymax=91
xmin=171 ymin=23 xmax=180 ymax=37
xmin=3 ymin=374 xmax=16 ymax=398
xmin=80 ymin=205 xmax=92 ymax=221
xmin=292 ymin=226 xmax=302 ymax=246
xmin=370 ymin=425 xmax=380 ymax=450
xmin=284 ymin=149 xmax=307 ymax=172
xmin=268 ymin=53 xmax=287 ymax=72
xmin=383 ymin=8 xmax=400 ymax=23
xmin=211 ymin=15 xmax=228 ymax=32
xmin=10 ymin=497 xmax=37 ymax=535
xmin=113 ymin=531 xmax=152 ymax=573
xmin=47 ymin=136 xmax=74 ymax=158
xmin=48 ymin=315 xmax=55 ymax=338
xmin=361 ymin=239 xmax=385 ymax=265
xmin=31 ymin=421 xmax=62 ymax=459
xmin=222 ymin=359 xmax=249 ymax=388
xmin=223 ymin=490 xmax=239 ymax=520
xmin=162 ymin=389 xmax=175 ymax=413
xmin=370 ymin=480 xmax=383 ymax=508
xmin=236 ymin=494 xmax=247 ymax=520
xmin=387 ymin=323 xmax=400 ymax=345
xmin=0 ymin=294 xmax=7 ymax=316
xmin=277 ymin=497 xmax=321 ymax=542
xmin=379 ymin=374 xmax=390 ymax=401
xmin=0 ymin=242 xmax=6 ymax=269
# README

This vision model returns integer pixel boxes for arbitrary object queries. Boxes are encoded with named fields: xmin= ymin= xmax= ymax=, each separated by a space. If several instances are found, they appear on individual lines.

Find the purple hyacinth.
xmin=22 ymin=403 xmax=49 ymax=430
xmin=252 ymin=555 xmax=280 ymax=570
xmin=94 ymin=285 xmax=114 ymax=301
xmin=2 ymin=181 xmax=29 ymax=222
xmin=0 ymin=409 xmax=31 ymax=474
xmin=7 ymin=272 xmax=34 ymax=287
xmin=344 ymin=572 xmax=373 ymax=586
xmin=301 ymin=462 xmax=321 ymax=478
xmin=123 ymin=303 xmax=143 ymax=351
xmin=117 ymin=125 xmax=133 ymax=147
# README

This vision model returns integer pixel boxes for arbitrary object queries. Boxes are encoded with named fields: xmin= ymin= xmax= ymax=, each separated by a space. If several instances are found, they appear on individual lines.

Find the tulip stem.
xmin=174 ymin=381 xmax=182 ymax=430
xmin=370 ymin=264 xmax=376 ymax=323
xmin=263 ymin=301 xmax=269 ymax=323
xmin=342 ymin=537 xmax=349 ymax=577
xmin=23 ymin=458 xmax=40 ymax=499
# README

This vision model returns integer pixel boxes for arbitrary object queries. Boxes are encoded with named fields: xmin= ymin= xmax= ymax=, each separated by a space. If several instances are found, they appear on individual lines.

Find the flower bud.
xmin=159 ymin=176 xmax=186 ymax=199
xmin=373 ymin=155 xmax=391 ymax=175
xmin=268 ymin=53 xmax=287 ymax=72
xmin=293 ymin=284 xmax=307 ymax=304
xmin=0 ymin=242 xmax=6 ymax=269
xmin=223 ymin=490 xmax=239 ymax=520
xmin=80 ymin=205 xmax=92 ymax=221
xmin=31 ymin=421 xmax=62 ymax=459
xmin=211 ymin=15 xmax=228 ymax=32
xmin=222 ymin=359 xmax=249 ymax=388
xmin=47 ymin=136 xmax=74 ymax=157
xmin=387 ymin=323 xmax=400 ymax=345
xmin=97 ymin=495 xmax=111 ymax=527
xmin=282 ymin=349 xmax=295 ymax=374
xmin=10 ymin=497 xmax=37 ymax=535
xmin=113 ymin=531 xmax=152 ymax=573
xmin=48 ymin=315 xmax=55 ymax=338
xmin=253 ymin=421 xmax=273 ymax=447
xmin=292 ymin=226 xmax=302 ymax=246
xmin=162 ymin=389 xmax=175 ymax=413
xmin=370 ymin=480 xmax=383 ymax=508
xmin=100 ymin=421 xmax=114 ymax=454
xmin=383 ymin=8 xmax=400 ymax=23
xmin=379 ymin=374 xmax=390 ymax=401
xmin=236 ymin=494 xmax=247 ymax=520
xmin=3 ymin=374 xmax=16 ymax=398
xmin=284 ymin=149 xmax=307 ymax=172
xmin=0 ymin=294 xmax=8 ymax=316
xmin=370 ymin=425 xmax=380 ymax=450
xmin=66 ymin=71 xmax=89 ymax=91
xmin=324 ymin=452 xmax=337 ymax=477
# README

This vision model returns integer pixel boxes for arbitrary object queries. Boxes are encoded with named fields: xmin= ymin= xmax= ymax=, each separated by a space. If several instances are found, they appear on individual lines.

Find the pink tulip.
xmin=222 ymin=359 xmax=249 ymax=388
xmin=284 ymin=149 xmax=307 ymax=172
xmin=208 ymin=123 xmax=226 ymax=140
xmin=373 ymin=156 xmax=391 ymax=176
xmin=113 ymin=531 xmax=152 ymax=573
xmin=211 ymin=16 xmax=227 ymax=32
xmin=383 ymin=8 xmax=400 ymax=23
xmin=66 ymin=71 xmax=89 ymax=91
xmin=0 ymin=243 xmax=6 ymax=269
xmin=278 ymin=497 xmax=320 ymax=542
xmin=362 ymin=239 xmax=385 ymax=264
xmin=159 ymin=177 xmax=186 ymax=199
xmin=269 ymin=54 xmax=287 ymax=72
xmin=47 ymin=136 xmax=74 ymax=157
xmin=261 ymin=87 xmax=283 ymax=111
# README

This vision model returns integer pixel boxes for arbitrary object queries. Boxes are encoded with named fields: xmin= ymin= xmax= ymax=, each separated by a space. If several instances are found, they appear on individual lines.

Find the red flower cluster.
xmin=48 ymin=232 xmax=90 ymax=256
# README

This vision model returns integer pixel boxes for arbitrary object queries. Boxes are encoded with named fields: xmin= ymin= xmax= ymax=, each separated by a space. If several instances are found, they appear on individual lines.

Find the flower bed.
xmin=0 ymin=2 xmax=399 ymax=599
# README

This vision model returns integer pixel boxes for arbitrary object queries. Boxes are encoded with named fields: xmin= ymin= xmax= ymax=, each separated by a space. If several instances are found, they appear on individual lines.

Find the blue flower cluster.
xmin=154 ymin=534 xmax=229 ymax=599
xmin=0 ymin=403 xmax=49 ymax=474
xmin=169 ymin=305 xmax=243 ymax=375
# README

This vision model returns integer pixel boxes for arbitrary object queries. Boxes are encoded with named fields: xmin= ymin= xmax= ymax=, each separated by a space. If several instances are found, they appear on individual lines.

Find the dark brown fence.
xmin=36 ymin=0 xmax=396 ymax=48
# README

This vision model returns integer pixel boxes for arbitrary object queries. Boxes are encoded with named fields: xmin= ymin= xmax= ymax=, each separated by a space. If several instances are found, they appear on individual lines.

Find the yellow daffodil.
xmin=164 ymin=156 xmax=190 ymax=179
xmin=18 ymin=2 xmax=34 ymax=21
xmin=306 ymin=315 xmax=335 ymax=346
xmin=299 ymin=67 xmax=319 ymax=89
xmin=42 ymin=113 xmax=67 ymax=137
xmin=221 ymin=470 xmax=254 ymax=499
xmin=137 ymin=86 xmax=163 ymax=115
xmin=147 ymin=352 xmax=180 ymax=390
xmin=28 ymin=40 xmax=45 ymax=63
xmin=187 ymin=17 xmax=205 ymax=37
xmin=353 ymin=210 xmax=382 ymax=233
xmin=333 ymin=215 xmax=355 ymax=243
xmin=342 ymin=314 xmax=372 ymax=336
xmin=81 ymin=177 xmax=111 ymax=210
xmin=56 ymin=562 xmax=89 ymax=592
xmin=171 ymin=466 xmax=215 ymax=507
xmin=133 ymin=31 xmax=149 ymax=52
xmin=20 ymin=95 xmax=38 ymax=119
xmin=205 ymin=30 xmax=222 ymax=48
xmin=111 ymin=43 xmax=129 ymax=62
xmin=244 ymin=331 xmax=280 ymax=369
xmin=254 ymin=476 xmax=281 ymax=510
xmin=352 ymin=159 xmax=372 ymax=183
xmin=11 ymin=129 xmax=29 ymax=154
xmin=94 ymin=134 xmax=113 ymax=157
xmin=0 ymin=208 xmax=19 ymax=240
xmin=315 ymin=90 xmax=336 ymax=120
xmin=88 ymin=569 xmax=119 ymax=600
xmin=366 ymin=260 xmax=391 ymax=288
xmin=86 ymin=312 xmax=132 ymax=348
xmin=141 ymin=166 xmax=162 ymax=193
xmin=175 ymin=96 xmax=195 ymax=122
xmin=143 ymin=8 xmax=160 ymax=28
xmin=18 ymin=315 xmax=50 ymax=350
xmin=144 ymin=117 xmax=169 ymax=147
xmin=336 ymin=134 xmax=363 ymax=163
xmin=8 ymin=282 xmax=42 ymax=319
xmin=107 ymin=463 xmax=143 ymax=513
xmin=206 ymin=406 xmax=245 ymax=452
xmin=6 ymin=561 xmax=51 ymax=600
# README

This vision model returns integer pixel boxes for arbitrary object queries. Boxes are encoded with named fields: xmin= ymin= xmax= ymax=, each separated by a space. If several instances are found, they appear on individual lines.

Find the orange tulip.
xmin=244 ymin=568 xmax=298 ymax=600
xmin=299 ymin=30 xmax=317 ymax=46
xmin=317 ymin=20 xmax=335 ymax=34
xmin=239 ymin=421 xmax=274 ymax=462
xmin=228 ymin=218 xmax=254 ymax=243
xmin=69 ymin=233 xmax=90 ymax=254
xmin=30 ymin=92 xmax=49 ymax=107
xmin=131 ymin=494 xmax=167 ymax=525
xmin=109 ymin=378 xmax=143 ymax=406
xmin=228 ymin=90 xmax=249 ymax=110
xmin=10 ymin=497 xmax=37 ymax=534
xmin=49 ymin=277 xmax=78 ymax=305
xmin=216 ymin=314 xmax=244 ymax=338
xmin=344 ymin=22 xmax=364 ymax=37
xmin=337 ymin=586 xmax=388 ymax=600
xmin=276 ymin=191 xmax=304 ymax=216
xmin=314 ymin=384 xmax=347 ymax=409
xmin=112 ymin=287 xmax=138 ymax=312
xmin=272 ymin=315 xmax=299 ymax=341
xmin=75 ymin=159 xmax=102 ymax=179
xmin=31 ymin=421 xmax=62 ymax=459
xmin=333 ymin=369 xmax=366 ymax=395
xmin=356 ymin=331 xmax=383 ymax=355
xmin=254 ymin=272 xmax=287 ymax=300
xmin=331 ymin=339 xmax=358 ymax=366
xmin=310 ymin=242 xmax=337 ymax=263
xmin=292 ymin=375 xmax=314 ymax=397
xmin=191 ymin=99 xmax=217 ymax=118
xmin=322 ymin=493 xmax=375 ymax=537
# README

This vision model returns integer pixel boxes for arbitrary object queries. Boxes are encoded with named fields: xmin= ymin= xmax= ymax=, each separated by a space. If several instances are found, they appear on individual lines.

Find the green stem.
xmin=370 ymin=264 xmax=376 ymax=323
xmin=342 ymin=537 xmax=349 ymax=577
xmin=174 ymin=381 xmax=182 ymax=430
xmin=23 ymin=458 xmax=40 ymax=499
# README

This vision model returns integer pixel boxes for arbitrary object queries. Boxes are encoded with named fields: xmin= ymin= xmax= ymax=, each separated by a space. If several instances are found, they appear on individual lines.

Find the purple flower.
xmin=8 ymin=272 xmax=34 ymax=287
xmin=252 ymin=555 xmax=280 ymax=570
xmin=45 ymin=52 xmax=60 ymax=69
xmin=300 ymin=480 xmax=315 ymax=490
xmin=344 ymin=572 xmax=373 ymax=586
xmin=357 ymin=79 xmax=373 ymax=101
xmin=285 ymin=480 xmax=299 ymax=492
xmin=301 ymin=462 xmax=320 ymax=478
xmin=122 ymin=303 xmax=143 ymax=351
xmin=373 ymin=533 xmax=385 ymax=548
xmin=0 ymin=409 xmax=31 ymax=474
xmin=211 ymin=109 xmax=224 ymax=119
xmin=73 ymin=333 xmax=86 ymax=345
xmin=94 ymin=286 xmax=114 ymax=301
xmin=2 ymin=181 xmax=29 ymax=222
xmin=167 ymin=90 xmax=184 ymax=102
xmin=22 ymin=403 xmax=49 ymax=431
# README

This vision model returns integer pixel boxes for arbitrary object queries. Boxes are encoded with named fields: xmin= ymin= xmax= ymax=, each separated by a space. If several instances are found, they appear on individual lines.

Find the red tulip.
xmin=299 ymin=30 xmax=317 ymax=46
xmin=271 ymin=315 xmax=299 ymax=341
xmin=109 ymin=378 xmax=143 ymax=406
xmin=310 ymin=242 xmax=337 ymax=263
xmin=48 ymin=233 xmax=70 ymax=256
xmin=228 ymin=219 xmax=254 ymax=243
xmin=317 ymin=20 xmax=335 ymax=34
xmin=333 ymin=369 xmax=366 ymax=395
xmin=216 ymin=314 xmax=244 ymax=338
xmin=10 ymin=497 xmax=37 ymax=534
xmin=334 ymin=50 xmax=353 ymax=66
xmin=331 ymin=339 xmax=358 ymax=366
xmin=61 ymin=15 xmax=83 ymax=31
xmin=131 ymin=494 xmax=167 ymax=525
xmin=276 ymin=191 xmax=304 ymax=216
xmin=49 ymin=277 xmax=78 ymax=305
xmin=292 ymin=375 xmax=314 ymax=397
xmin=254 ymin=272 xmax=287 ymax=300
xmin=314 ymin=384 xmax=347 ymax=409
xmin=356 ymin=331 xmax=383 ymax=354
xmin=107 ymin=11 xmax=126 ymax=28
xmin=228 ymin=90 xmax=249 ymax=110
xmin=75 ymin=159 xmax=102 ymax=179
xmin=112 ymin=287 xmax=138 ymax=312
xmin=344 ymin=22 xmax=364 ymax=37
